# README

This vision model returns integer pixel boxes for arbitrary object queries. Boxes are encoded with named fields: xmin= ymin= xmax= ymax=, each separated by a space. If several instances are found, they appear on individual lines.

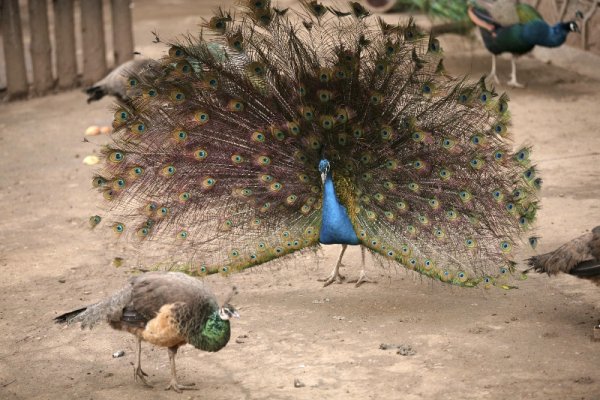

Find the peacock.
xmin=55 ymin=272 xmax=239 ymax=392
xmin=467 ymin=0 xmax=579 ymax=87
xmin=526 ymin=226 xmax=600 ymax=286
xmin=90 ymin=0 xmax=540 ymax=290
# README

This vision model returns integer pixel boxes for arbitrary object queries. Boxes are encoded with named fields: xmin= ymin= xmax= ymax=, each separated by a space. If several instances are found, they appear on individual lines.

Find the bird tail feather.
xmin=54 ymin=283 xmax=133 ymax=329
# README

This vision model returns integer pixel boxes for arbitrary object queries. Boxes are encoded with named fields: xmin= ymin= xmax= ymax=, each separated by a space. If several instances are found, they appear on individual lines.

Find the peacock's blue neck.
xmin=523 ymin=21 xmax=570 ymax=48
xmin=318 ymin=165 xmax=360 ymax=245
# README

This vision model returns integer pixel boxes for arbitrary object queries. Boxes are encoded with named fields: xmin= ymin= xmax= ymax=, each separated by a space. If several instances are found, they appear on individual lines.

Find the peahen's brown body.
xmin=91 ymin=1 xmax=540 ymax=290
xmin=55 ymin=272 xmax=238 ymax=392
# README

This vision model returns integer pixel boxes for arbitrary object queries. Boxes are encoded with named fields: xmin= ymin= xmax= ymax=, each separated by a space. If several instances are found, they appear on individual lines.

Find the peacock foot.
xmin=165 ymin=380 xmax=197 ymax=393
xmin=506 ymin=78 xmax=525 ymax=89
xmin=347 ymin=270 xmax=377 ymax=288
xmin=133 ymin=365 xmax=153 ymax=388
xmin=319 ymin=265 xmax=346 ymax=287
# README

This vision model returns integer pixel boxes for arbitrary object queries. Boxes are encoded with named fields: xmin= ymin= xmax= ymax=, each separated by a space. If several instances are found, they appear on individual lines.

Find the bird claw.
xmin=347 ymin=270 xmax=376 ymax=287
xmin=165 ymin=381 xmax=197 ymax=393
xmin=506 ymin=79 xmax=526 ymax=88
xmin=319 ymin=272 xmax=346 ymax=287
xmin=133 ymin=366 xmax=152 ymax=387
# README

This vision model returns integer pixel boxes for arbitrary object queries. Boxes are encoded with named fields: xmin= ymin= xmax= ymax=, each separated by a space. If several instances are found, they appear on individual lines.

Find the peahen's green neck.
xmin=187 ymin=310 xmax=231 ymax=352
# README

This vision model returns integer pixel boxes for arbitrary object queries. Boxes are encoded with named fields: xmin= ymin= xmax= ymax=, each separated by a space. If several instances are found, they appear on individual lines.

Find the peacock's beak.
xmin=320 ymin=171 xmax=327 ymax=184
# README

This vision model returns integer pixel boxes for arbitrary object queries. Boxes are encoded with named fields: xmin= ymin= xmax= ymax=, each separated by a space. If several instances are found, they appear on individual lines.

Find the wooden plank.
xmin=28 ymin=0 xmax=54 ymax=95
xmin=0 ymin=0 xmax=28 ymax=99
xmin=53 ymin=0 xmax=78 ymax=89
xmin=81 ymin=0 xmax=107 ymax=85
xmin=111 ymin=0 xmax=134 ymax=65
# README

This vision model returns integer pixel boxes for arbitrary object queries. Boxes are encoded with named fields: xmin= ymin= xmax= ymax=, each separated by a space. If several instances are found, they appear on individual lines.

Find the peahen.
xmin=91 ymin=1 xmax=540 ymax=290
xmin=85 ymin=58 xmax=159 ymax=103
xmin=467 ymin=0 xmax=579 ymax=87
xmin=55 ymin=272 xmax=239 ymax=392
xmin=526 ymin=226 xmax=600 ymax=286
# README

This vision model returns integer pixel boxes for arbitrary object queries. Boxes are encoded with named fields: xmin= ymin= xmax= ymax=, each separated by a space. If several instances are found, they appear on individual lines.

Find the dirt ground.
xmin=1 ymin=1 xmax=599 ymax=399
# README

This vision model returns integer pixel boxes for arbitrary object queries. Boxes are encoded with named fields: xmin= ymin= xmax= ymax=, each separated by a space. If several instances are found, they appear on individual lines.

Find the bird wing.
xmin=469 ymin=0 xmax=523 ymax=29
xmin=527 ymin=232 xmax=594 ymax=274
xmin=467 ymin=5 xmax=499 ymax=32
xmin=130 ymin=272 xmax=219 ymax=320
xmin=516 ymin=4 xmax=543 ymax=24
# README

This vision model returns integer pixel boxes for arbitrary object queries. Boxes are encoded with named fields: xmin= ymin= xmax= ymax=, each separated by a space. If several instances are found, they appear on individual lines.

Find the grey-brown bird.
xmin=55 ymin=272 xmax=239 ymax=392
xmin=85 ymin=58 xmax=159 ymax=103
xmin=526 ymin=226 xmax=600 ymax=285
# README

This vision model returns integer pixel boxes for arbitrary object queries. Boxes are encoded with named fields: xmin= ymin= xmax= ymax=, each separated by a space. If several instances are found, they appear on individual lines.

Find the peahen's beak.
xmin=232 ymin=310 xmax=240 ymax=318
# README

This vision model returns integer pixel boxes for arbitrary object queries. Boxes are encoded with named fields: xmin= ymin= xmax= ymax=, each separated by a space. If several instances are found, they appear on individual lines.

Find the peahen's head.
xmin=218 ymin=303 xmax=240 ymax=320
xmin=190 ymin=286 xmax=239 ymax=352
xmin=319 ymin=159 xmax=331 ymax=184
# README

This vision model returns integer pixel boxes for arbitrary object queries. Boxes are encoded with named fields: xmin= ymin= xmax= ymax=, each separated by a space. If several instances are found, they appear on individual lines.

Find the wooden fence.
xmin=0 ymin=0 xmax=133 ymax=100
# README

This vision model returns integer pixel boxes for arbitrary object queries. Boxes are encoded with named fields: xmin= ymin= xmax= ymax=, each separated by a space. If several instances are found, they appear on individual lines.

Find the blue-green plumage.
xmin=468 ymin=1 xmax=578 ymax=86
xmin=318 ymin=160 xmax=360 ymax=245
xmin=480 ymin=20 xmax=576 ymax=55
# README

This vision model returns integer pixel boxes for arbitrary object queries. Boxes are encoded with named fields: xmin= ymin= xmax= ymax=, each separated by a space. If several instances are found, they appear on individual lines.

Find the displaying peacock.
xmin=91 ymin=0 xmax=540 ymax=290
xmin=467 ymin=0 xmax=579 ymax=87
xmin=55 ymin=272 xmax=239 ymax=392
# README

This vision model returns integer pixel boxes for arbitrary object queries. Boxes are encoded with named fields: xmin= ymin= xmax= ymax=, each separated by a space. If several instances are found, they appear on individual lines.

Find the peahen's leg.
xmin=165 ymin=346 xmax=197 ymax=393
xmin=507 ymin=54 xmax=525 ymax=88
xmin=133 ymin=336 xmax=152 ymax=387
xmin=319 ymin=244 xmax=347 ymax=287
xmin=347 ymin=245 xmax=376 ymax=287
xmin=487 ymin=54 xmax=500 ymax=85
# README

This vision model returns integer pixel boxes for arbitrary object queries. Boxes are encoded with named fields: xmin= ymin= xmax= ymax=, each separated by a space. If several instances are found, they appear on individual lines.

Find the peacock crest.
xmin=93 ymin=0 xmax=539 ymax=289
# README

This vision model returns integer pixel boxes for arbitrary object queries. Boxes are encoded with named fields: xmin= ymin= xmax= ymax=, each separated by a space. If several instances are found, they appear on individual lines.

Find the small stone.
xmin=58 ymin=279 xmax=66 ymax=283
xmin=82 ymin=155 xmax=100 ymax=165
xmin=112 ymin=350 xmax=125 ymax=358
xmin=396 ymin=345 xmax=415 ymax=356
xmin=85 ymin=125 xmax=101 ymax=136
xmin=294 ymin=378 xmax=305 ymax=388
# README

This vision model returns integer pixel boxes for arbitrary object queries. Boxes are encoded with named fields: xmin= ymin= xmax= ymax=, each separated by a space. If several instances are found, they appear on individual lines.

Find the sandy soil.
xmin=0 ymin=2 xmax=599 ymax=399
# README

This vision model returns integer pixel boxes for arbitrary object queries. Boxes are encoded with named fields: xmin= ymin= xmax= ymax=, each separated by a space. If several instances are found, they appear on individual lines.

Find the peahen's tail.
xmin=54 ymin=307 xmax=88 ymax=324
xmin=54 ymin=284 xmax=132 ymax=329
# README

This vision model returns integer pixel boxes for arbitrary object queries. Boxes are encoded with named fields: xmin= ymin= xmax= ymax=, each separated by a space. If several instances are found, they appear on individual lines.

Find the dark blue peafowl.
xmin=467 ymin=0 xmax=579 ymax=87
xmin=92 ymin=0 xmax=540 ymax=290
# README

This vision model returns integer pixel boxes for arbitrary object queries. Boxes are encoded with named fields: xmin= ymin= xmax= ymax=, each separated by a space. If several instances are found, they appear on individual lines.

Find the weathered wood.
xmin=0 ymin=0 xmax=28 ymax=98
xmin=53 ymin=0 xmax=78 ymax=89
xmin=81 ymin=0 xmax=107 ymax=85
xmin=111 ymin=0 xmax=134 ymax=65
xmin=28 ymin=0 xmax=54 ymax=95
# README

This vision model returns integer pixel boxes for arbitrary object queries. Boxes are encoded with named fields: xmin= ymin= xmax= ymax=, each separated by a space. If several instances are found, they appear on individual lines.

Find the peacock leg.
xmin=507 ymin=54 xmax=525 ymax=88
xmin=319 ymin=244 xmax=347 ymax=287
xmin=133 ymin=336 xmax=152 ymax=387
xmin=165 ymin=346 xmax=197 ymax=393
xmin=347 ymin=245 xmax=376 ymax=287
xmin=488 ymin=54 xmax=500 ymax=85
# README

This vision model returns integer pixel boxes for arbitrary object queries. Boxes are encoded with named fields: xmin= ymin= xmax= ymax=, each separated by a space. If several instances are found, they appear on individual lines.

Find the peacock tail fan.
xmin=93 ymin=0 xmax=539 ymax=289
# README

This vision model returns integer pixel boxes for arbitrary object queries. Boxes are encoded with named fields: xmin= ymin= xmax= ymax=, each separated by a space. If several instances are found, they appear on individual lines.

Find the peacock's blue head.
xmin=532 ymin=20 xmax=579 ymax=47
xmin=319 ymin=159 xmax=331 ymax=184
